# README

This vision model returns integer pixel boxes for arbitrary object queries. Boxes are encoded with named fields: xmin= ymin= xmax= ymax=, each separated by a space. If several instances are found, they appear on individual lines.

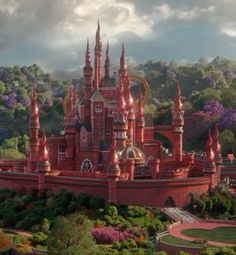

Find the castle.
xmin=0 ymin=23 xmax=222 ymax=207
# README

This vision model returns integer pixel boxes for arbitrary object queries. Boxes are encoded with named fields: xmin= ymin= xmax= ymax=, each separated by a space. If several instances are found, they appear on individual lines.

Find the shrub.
xmin=31 ymin=231 xmax=48 ymax=246
xmin=13 ymin=235 xmax=26 ymax=244
xmin=92 ymin=227 xmax=134 ymax=244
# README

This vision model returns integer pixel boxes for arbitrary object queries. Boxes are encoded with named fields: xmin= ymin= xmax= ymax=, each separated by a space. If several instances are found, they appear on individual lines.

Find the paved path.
xmin=2 ymin=228 xmax=32 ymax=238
xmin=169 ymin=222 xmax=236 ymax=247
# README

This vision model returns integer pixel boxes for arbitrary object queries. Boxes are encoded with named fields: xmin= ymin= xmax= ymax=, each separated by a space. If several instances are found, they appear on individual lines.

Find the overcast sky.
xmin=0 ymin=0 xmax=236 ymax=71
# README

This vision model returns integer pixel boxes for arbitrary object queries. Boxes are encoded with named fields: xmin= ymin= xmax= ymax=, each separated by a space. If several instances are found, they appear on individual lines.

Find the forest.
xmin=1 ymin=56 xmax=236 ymax=157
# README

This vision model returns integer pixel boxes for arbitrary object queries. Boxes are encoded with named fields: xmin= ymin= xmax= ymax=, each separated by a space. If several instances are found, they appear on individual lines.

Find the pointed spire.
xmin=67 ymin=93 xmax=74 ymax=117
xmin=117 ymin=76 xmax=126 ymax=113
xmin=38 ymin=129 xmax=49 ymax=163
xmin=107 ymin=132 xmax=120 ymax=172
xmin=206 ymin=129 xmax=215 ymax=163
xmin=30 ymin=88 xmax=39 ymax=117
xmin=94 ymin=21 xmax=102 ymax=89
xmin=85 ymin=38 xmax=91 ymax=67
xmin=96 ymin=20 xmax=100 ymax=42
xmin=104 ymin=41 xmax=110 ymax=78
xmin=120 ymin=44 xmax=126 ymax=71
xmin=137 ymin=88 xmax=144 ymax=118
xmin=174 ymin=81 xmax=183 ymax=112
xmin=212 ymin=124 xmax=221 ymax=157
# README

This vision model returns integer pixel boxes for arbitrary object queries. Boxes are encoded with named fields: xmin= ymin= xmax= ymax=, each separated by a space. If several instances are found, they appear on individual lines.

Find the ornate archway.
xmin=163 ymin=196 xmax=176 ymax=207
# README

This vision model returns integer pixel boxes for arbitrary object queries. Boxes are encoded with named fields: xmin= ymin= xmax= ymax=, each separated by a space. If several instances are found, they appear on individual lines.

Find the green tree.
xmin=47 ymin=213 xmax=97 ymax=255
xmin=219 ymin=130 xmax=235 ymax=156
xmin=0 ymin=81 xmax=6 ymax=94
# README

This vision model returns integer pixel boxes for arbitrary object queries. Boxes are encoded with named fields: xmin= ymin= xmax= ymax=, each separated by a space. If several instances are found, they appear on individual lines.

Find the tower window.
xmin=95 ymin=104 xmax=103 ymax=113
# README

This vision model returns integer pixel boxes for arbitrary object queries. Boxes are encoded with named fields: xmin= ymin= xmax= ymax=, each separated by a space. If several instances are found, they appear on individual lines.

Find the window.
xmin=58 ymin=145 xmax=65 ymax=152
xmin=81 ymin=158 xmax=93 ymax=172
xmin=95 ymin=104 xmax=103 ymax=113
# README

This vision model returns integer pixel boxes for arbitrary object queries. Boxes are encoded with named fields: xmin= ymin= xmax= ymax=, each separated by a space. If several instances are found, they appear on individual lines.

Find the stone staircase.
xmin=161 ymin=207 xmax=200 ymax=223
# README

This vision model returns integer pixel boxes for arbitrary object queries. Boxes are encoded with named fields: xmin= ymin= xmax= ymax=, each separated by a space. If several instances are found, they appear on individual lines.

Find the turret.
xmin=104 ymin=41 xmax=110 ymax=79
xmin=172 ymin=82 xmax=184 ymax=161
xmin=29 ymin=88 xmax=40 ymax=172
xmin=107 ymin=133 xmax=121 ymax=204
xmin=83 ymin=38 xmax=93 ymax=125
xmin=107 ymin=133 xmax=121 ymax=173
xmin=204 ymin=129 xmax=216 ymax=189
xmin=135 ymin=89 xmax=145 ymax=148
xmin=94 ymin=21 xmax=102 ymax=89
xmin=113 ymin=77 xmax=127 ymax=151
xmin=37 ymin=129 xmax=50 ymax=190
xmin=64 ymin=88 xmax=77 ymax=159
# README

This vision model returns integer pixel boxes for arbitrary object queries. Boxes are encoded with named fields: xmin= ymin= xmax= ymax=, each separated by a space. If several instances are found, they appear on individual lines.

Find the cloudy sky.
xmin=0 ymin=0 xmax=236 ymax=71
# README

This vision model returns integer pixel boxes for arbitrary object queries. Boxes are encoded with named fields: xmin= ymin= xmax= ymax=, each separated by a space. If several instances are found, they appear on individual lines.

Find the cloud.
xmin=220 ymin=24 xmax=236 ymax=38
xmin=0 ymin=0 xmax=236 ymax=70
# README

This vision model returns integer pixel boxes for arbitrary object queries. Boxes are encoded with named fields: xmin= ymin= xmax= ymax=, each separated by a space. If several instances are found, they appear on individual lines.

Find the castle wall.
xmin=116 ymin=177 xmax=210 ymax=207
xmin=0 ymin=171 xmax=211 ymax=207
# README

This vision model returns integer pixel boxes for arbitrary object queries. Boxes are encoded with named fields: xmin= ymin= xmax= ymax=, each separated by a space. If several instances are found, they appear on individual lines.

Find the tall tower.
xmin=104 ymin=41 xmax=110 ymax=79
xmin=135 ymin=89 xmax=145 ymax=148
xmin=29 ymin=88 xmax=40 ymax=172
xmin=83 ymin=38 xmax=93 ymax=125
xmin=113 ymin=77 xmax=127 ymax=151
xmin=94 ymin=21 xmax=102 ymax=89
xmin=172 ymin=82 xmax=184 ymax=161
xmin=64 ymin=88 xmax=77 ymax=159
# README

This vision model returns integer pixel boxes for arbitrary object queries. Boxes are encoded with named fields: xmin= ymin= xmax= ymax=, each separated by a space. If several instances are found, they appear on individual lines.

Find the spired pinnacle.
xmin=38 ymin=129 xmax=49 ymax=163
xmin=120 ymin=43 xmax=126 ymax=71
xmin=85 ymin=37 xmax=91 ymax=66
xmin=212 ymin=124 xmax=221 ymax=156
xmin=206 ymin=129 xmax=215 ymax=163
xmin=174 ymin=81 xmax=183 ymax=112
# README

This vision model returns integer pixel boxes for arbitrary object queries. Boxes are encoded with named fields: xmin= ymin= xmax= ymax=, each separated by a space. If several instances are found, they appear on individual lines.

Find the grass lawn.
xmin=161 ymin=235 xmax=204 ymax=248
xmin=182 ymin=227 xmax=236 ymax=244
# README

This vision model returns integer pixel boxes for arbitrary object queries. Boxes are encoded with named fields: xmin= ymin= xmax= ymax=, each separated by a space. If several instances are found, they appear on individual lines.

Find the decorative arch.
xmin=154 ymin=132 xmax=173 ymax=153
xmin=81 ymin=158 xmax=93 ymax=172
xmin=163 ymin=196 xmax=176 ymax=207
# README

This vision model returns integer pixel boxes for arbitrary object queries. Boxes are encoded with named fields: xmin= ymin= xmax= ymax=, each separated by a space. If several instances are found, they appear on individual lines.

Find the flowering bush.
xmin=92 ymin=227 xmax=134 ymax=244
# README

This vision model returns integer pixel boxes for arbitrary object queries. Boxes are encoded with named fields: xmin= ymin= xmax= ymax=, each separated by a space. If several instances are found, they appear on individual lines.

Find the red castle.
xmin=0 ymin=23 xmax=222 ymax=207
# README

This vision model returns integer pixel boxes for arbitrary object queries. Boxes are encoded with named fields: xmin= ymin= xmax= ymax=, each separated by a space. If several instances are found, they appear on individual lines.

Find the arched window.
xmin=81 ymin=158 xmax=93 ymax=172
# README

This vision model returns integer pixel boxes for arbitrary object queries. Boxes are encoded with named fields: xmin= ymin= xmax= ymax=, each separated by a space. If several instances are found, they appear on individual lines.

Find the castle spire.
xmin=119 ymin=43 xmax=126 ymax=72
xmin=116 ymin=77 xmax=126 ymax=113
xmin=206 ymin=129 xmax=215 ymax=163
xmin=94 ymin=20 xmax=102 ymax=89
xmin=212 ymin=124 xmax=221 ymax=157
xmin=85 ymin=38 xmax=91 ymax=67
xmin=174 ymin=81 xmax=183 ymax=112
xmin=104 ymin=41 xmax=110 ymax=78
xmin=38 ymin=129 xmax=49 ymax=163
xmin=29 ymin=88 xmax=40 ymax=172
xmin=107 ymin=133 xmax=120 ymax=172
